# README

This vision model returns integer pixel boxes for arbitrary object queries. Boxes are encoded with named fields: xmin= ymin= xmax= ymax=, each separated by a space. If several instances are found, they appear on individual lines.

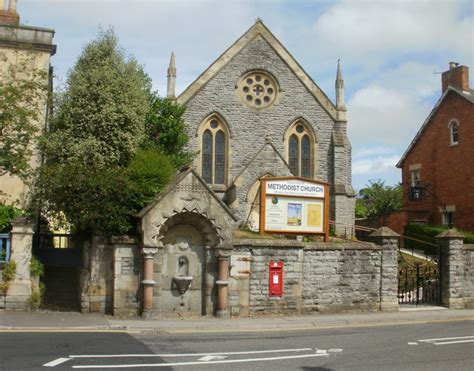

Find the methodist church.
xmin=167 ymin=19 xmax=355 ymax=234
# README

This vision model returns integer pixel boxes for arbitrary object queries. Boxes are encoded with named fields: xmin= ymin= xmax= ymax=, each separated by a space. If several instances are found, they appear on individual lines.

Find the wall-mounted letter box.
xmin=269 ymin=261 xmax=283 ymax=297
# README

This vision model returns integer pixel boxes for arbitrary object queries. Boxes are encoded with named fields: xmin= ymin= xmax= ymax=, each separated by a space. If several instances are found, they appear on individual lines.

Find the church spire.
xmin=167 ymin=51 xmax=176 ymax=99
xmin=335 ymin=59 xmax=346 ymax=111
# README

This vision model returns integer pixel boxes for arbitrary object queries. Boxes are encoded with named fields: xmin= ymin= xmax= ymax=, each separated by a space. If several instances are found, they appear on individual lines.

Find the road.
xmin=1 ymin=320 xmax=473 ymax=370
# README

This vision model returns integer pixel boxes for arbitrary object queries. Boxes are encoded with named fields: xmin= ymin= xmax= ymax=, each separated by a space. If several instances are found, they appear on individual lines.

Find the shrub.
xmin=0 ymin=260 xmax=16 ymax=294
xmin=404 ymin=224 xmax=474 ymax=256
xmin=30 ymin=256 xmax=44 ymax=278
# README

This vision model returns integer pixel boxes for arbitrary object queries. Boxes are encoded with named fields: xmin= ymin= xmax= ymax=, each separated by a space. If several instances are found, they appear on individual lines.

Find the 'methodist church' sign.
xmin=260 ymin=177 xmax=330 ymax=240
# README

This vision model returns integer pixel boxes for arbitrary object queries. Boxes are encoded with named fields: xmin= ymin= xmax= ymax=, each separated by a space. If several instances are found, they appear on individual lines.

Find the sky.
xmin=17 ymin=0 xmax=473 ymax=191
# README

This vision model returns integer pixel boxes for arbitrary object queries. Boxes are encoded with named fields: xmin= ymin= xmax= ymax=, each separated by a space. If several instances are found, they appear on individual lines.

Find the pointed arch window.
xmin=199 ymin=116 xmax=229 ymax=185
xmin=285 ymin=120 xmax=316 ymax=178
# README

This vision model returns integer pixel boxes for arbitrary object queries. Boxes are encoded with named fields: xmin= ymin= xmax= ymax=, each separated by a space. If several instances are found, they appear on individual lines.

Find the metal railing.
xmin=0 ymin=233 xmax=11 ymax=262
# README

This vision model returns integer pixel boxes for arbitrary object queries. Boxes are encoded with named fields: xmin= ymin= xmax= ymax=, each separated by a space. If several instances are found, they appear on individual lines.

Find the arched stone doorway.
xmin=158 ymin=212 xmax=219 ymax=316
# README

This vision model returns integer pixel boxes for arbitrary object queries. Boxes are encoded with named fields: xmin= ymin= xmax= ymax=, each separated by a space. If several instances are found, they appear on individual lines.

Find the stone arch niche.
xmin=159 ymin=211 xmax=219 ymax=316
xmin=137 ymin=168 xmax=238 ymax=318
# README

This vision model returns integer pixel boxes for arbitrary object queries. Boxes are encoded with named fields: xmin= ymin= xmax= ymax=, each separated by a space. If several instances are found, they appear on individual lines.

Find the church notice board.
xmin=259 ymin=177 xmax=330 ymax=241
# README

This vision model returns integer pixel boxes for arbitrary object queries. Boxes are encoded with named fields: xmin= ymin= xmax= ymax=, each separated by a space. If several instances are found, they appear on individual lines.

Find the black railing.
xmin=398 ymin=263 xmax=440 ymax=305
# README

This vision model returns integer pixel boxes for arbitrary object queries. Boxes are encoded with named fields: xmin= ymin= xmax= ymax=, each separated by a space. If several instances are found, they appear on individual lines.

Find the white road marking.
xmin=408 ymin=342 xmax=418 ymax=345
xmin=42 ymin=357 xmax=71 ymax=367
xmin=198 ymin=355 xmax=228 ymax=361
xmin=433 ymin=339 xmax=474 ymax=346
xmin=316 ymin=349 xmax=328 ymax=354
xmin=328 ymin=348 xmax=344 ymax=352
xmin=69 ymin=347 xmax=313 ymax=358
xmin=417 ymin=336 xmax=474 ymax=346
xmin=418 ymin=335 xmax=474 ymax=342
xmin=72 ymin=352 xmax=330 ymax=369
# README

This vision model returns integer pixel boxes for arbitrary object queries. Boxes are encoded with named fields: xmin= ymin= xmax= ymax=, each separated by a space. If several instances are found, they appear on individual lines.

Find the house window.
xmin=410 ymin=169 xmax=420 ymax=187
xmin=449 ymin=120 xmax=459 ymax=145
xmin=442 ymin=212 xmax=454 ymax=226
xmin=199 ymin=116 xmax=229 ymax=185
xmin=285 ymin=120 xmax=316 ymax=178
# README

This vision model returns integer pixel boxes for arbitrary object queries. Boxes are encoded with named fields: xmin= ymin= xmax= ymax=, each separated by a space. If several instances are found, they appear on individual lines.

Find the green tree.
xmin=145 ymin=96 xmax=192 ymax=168
xmin=0 ymin=48 xmax=48 ymax=179
xmin=33 ymin=30 xmax=175 ymax=235
xmin=357 ymin=180 xmax=402 ymax=220
xmin=41 ymin=29 xmax=151 ymax=167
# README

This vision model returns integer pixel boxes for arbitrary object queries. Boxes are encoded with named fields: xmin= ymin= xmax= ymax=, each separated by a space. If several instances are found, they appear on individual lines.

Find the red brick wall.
xmin=401 ymin=92 xmax=474 ymax=232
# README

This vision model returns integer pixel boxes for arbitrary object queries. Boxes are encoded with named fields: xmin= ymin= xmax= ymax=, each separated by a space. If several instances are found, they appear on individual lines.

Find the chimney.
xmin=0 ymin=0 xmax=19 ymax=26
xmin=441 ymin=62 xmax=470 ymax=93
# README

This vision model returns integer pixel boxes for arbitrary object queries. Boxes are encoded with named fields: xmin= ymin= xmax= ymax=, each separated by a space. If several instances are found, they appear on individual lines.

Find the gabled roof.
xmin=397 ymin=86 xmax=474 ymax=167
xmin=137 ymin=166 xmax=238 ymax=221
xmin=177 ymin=19 xmax=341 ymax=121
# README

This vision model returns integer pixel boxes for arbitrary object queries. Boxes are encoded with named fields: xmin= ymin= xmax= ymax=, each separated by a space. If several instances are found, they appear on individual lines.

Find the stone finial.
xmin=255 ymin=17 xmax=262 ymax=23
xmin=167 ymin=51 xmax=176 ymax=99
xmin=436 ymin=229 xmax=465 ymax=239
xmin=335 ymin=59 xmax=346 ymax=111
xmin=370 ymin=226 xmax=400 ymax=238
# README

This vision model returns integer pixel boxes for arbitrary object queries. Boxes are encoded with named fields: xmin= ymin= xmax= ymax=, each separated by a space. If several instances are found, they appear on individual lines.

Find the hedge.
xmin=404 ymin=224 xmax=474 ymax=256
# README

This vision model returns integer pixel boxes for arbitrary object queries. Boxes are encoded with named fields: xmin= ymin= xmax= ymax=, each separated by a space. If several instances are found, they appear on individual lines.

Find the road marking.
xmin=418 ymin=335 xmax=474 ymax=342
xmin=68 ymin=347 xmax=313 ymax=358
xmin=417 ymin=336 xmax=474 ymax=346
xmin=71 ymin=352 xmax=330 ymax=368
xmin=408 ymin=342 xmax=418 ymax=345
xmin=43 ymin=358 xmax=71 ymax=367
xmin=198 ymin=355 xmax=228 ymax=361
xmin=328 ymin=348 xmax=344 ymax=352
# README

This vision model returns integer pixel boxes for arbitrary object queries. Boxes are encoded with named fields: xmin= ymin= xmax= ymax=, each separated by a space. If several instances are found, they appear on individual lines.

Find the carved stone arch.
xmin=195 ymin=112 xmax=233 ymax=138
xmin=283 ymin=117 xmax=317 ymax=178
xmin=158 ymin=210 xmax=221 ymax=247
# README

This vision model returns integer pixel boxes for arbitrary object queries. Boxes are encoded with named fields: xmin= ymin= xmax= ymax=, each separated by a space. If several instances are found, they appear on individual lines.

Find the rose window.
xmin=237 ymin=71 xmax=278 ymax=109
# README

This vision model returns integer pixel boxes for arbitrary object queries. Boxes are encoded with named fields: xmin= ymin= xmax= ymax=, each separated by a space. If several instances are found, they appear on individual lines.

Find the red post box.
xmin=269 ymin=261 xmax=283 ymax=297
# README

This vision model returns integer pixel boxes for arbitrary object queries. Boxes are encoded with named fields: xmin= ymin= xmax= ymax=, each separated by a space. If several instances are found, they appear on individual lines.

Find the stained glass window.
xmin=215 ymin=130 xmax=226 ymax=184
xmin=301 ymin=135 xmax=311 ymax=178
xmin=289 ymin=135 xmax=299 ymax=176
xmin=202 ymin=130 xmax=213 ymax=183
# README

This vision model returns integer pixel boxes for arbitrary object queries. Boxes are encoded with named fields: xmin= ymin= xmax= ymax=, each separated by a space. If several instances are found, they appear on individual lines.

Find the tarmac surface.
xmin=1 ymin=306 xmax=473 ymax=334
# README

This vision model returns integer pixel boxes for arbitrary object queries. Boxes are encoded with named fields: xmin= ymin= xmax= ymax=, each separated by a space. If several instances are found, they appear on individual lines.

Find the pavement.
xmin=1 ymin=306 xmax=473 ymax=334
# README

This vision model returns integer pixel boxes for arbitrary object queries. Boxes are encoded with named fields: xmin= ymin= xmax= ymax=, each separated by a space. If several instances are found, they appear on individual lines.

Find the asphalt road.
xmin=1 ymin=320 xmax=473 ymax=370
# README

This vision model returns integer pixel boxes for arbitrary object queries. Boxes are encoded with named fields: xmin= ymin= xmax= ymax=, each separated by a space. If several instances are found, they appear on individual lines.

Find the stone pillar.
xmin=437 ymin=229 xmax=465 ymax=309
xmin=141 ymin=246 xmax=158 ymax=318
xmin=371 ymin=226 xmax=399 ymax=312
xmin=6 ymin=217 xmax=35 ymax=310
xmin=215 ymin=250 xmax=230 ymax=318
xmin=8 ymin=0 xmax=16 ymax=12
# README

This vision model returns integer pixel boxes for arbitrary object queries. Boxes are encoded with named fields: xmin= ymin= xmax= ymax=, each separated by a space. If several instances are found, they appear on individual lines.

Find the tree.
xmin=34 ymin=29 xmax=175 ymax=235
xmin=40 ymin=29 xmax=151 ymax=167
xmin=145 ymin=96 xmax=192 ymax=168
xmin=356 ymin=180 xmax=402 ymax=220
xmin=0 ymin=48 xmax=48 ymax=179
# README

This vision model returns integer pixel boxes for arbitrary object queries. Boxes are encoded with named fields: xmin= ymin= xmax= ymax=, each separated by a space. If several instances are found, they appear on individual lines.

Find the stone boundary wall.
xmin=230 ymin=238 xmax=392 ymax=315
xmin=462 ymin=244 xmax=474 ymax=308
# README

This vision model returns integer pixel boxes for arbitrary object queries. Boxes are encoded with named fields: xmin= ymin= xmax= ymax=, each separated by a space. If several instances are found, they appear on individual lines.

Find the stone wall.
xmin=229 ymin=235 xmax=396 ymax=315
xmin=462 ymin=244 xmax=474 ymax=308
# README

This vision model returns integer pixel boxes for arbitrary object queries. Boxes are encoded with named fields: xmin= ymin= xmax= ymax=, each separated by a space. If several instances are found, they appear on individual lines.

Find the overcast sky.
xmin=18 ymin=0 xmax=473 ymax=191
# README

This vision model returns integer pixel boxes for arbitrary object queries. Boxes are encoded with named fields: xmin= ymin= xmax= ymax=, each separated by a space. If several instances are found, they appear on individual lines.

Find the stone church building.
xmin=172 ymin=19 xmax=355 ymax=232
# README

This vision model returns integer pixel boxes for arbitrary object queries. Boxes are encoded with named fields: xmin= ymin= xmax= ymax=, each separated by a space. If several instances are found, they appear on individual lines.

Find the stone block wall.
xmin=462 ymin=244 xmax=474 ymax=308
xmin=303 ymin=244 xmax=380 ymax=312
xmin=111 ymin=236 xmax=142 ymax=317
xmin=79 ymin=235 xmax=113 ymax=313
xmin=230 ymin=237 xmax=395 ymax=315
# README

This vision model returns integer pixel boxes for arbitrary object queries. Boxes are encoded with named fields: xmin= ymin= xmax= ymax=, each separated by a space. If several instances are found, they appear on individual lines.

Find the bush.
xmin=404 ymin=224 xmax=474 ymax=256
xmin=0 ymin=204 xmax=24 ymax=232
xmin=0 ymin=260 xmax=16 ymax=294
xmin=30 ymin=256 xmax=44 ymax=278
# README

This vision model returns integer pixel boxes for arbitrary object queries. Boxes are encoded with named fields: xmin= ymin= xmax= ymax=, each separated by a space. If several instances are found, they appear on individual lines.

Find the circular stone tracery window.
xmin=237 ymin=71 xmax=278 ymax=109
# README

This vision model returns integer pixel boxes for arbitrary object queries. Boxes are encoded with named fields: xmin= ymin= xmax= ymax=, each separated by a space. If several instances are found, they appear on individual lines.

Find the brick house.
xmin=397 ymin=63 xmax=474 ymax=232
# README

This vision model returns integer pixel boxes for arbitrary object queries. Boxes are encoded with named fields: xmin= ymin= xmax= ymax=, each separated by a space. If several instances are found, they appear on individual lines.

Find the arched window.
xmin=198 ymin=115 xmax=230 ymax=185
xmin=449 ymin=119 xmax=459 ymax=145
xmin=284 ymin=120 xmax=316 ymax=178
